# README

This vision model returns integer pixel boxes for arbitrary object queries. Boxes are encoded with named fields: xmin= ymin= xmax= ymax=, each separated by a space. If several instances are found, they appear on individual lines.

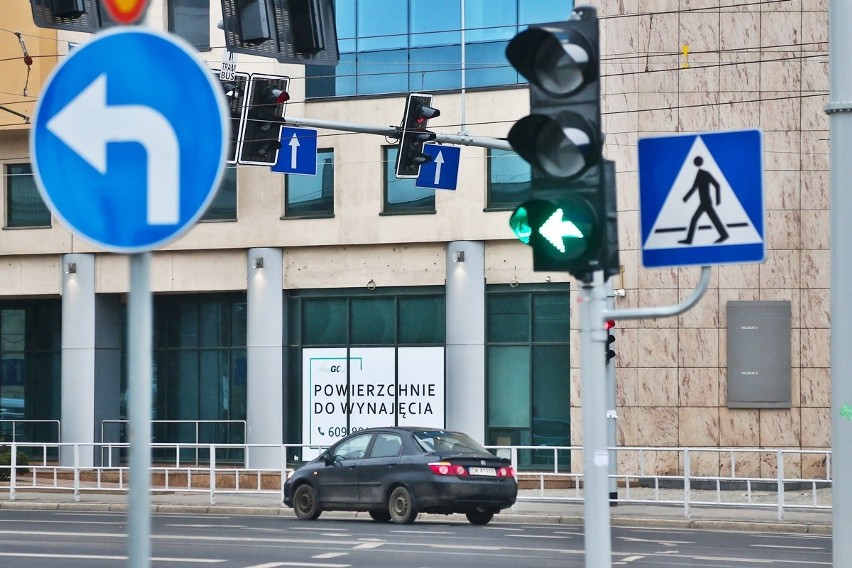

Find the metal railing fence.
xmin=0 ymin=441 xmax=833 ymax=520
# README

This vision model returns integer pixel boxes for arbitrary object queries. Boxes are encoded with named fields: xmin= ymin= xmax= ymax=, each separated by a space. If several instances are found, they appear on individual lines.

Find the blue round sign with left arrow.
xmin=30 ymin=28 xmax=229 ymax=253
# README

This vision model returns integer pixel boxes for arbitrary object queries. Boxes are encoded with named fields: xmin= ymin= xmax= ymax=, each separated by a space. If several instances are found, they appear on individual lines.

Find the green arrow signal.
xmin=540 ymin=208 xmax=584 ymax=253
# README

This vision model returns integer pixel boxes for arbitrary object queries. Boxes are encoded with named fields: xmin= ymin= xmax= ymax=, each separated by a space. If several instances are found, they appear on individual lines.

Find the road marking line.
xmin=313 ymin=552 xmax=349 ymax=559
xmin=244 ymin=563 xmax=349 ymax=568
xmin=0 ymin=552 xmax=223 ymax=563
xmin=353 ymin=541 xmax=384 ymax=549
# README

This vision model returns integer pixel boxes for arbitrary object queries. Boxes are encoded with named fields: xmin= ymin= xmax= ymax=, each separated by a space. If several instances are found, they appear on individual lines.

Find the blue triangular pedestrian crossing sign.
xmin=638 ymin=129 xmax=765 ymax=268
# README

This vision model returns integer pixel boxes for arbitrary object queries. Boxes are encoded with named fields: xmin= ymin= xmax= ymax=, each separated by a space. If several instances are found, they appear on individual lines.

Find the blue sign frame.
xmin=271 ymin=127 xmax=318 ymax=175
xmin=638 ymin=129 xmax=765 ymax=268
xmin=30 ymin=28 xmax=229 ymax=253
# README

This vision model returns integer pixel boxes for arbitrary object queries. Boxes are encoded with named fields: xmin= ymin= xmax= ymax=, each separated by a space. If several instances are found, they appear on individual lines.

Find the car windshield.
xmin=413 ymin=430 xmax=491 ymax=455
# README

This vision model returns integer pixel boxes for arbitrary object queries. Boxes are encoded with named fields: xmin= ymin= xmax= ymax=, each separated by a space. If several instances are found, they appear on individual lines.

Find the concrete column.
xmin=246 ymin=248 xmax=283 ymax=469
xmin=445 ymin=241 xmax=485 ymax=442
xmin=60 ymin=253 xmax=95 ymax=467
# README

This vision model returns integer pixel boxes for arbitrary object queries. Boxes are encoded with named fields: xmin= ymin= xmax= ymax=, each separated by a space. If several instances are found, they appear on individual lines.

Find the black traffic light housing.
xmin=29 ymin=0 xmax=121 ymax=32
xmin=395 ymin=93 xmax=441 ymax=179
xmin=217 ymin=71 xmax=250 ymax=165
xmin=506 ymin=6 xmax=619 ymax=282
xmin=605 ymin=319 xmax=616 ymax=364
xmin=219 ymin=0 xmax=339 ymax=66
xmin=238 ymin=73 xmax=290 ymax=166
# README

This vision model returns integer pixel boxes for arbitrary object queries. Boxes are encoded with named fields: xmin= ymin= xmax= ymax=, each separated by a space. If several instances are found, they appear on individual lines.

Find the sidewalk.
xmin=0 ymin=488 xmax=832 ymax=534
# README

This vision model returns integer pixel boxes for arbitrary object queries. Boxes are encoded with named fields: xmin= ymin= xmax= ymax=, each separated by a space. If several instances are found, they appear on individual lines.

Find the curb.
xmin=0 ymin=499 xmax=833 ymax=534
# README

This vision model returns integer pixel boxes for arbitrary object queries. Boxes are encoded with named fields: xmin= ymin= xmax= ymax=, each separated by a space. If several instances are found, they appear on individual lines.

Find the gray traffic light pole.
xmin=282 ymin=115 xmax=513 ymax=151
xmin=827 ymin=1 xmax=852 ymax=565
xmin=581 ymin=266 xmax=711 ymax=568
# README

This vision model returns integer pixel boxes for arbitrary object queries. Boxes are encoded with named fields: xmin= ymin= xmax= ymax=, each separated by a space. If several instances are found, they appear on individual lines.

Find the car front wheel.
xmin=293 ymin=484 xmax=322 ymax=520
xmin=388 ymin=486 xmax=417 ymax=524
xmin=466 ymin=511 xmax=494 ymax=525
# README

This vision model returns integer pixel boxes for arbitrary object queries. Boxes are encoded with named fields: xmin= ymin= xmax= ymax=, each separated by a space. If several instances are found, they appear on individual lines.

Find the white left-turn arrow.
xmin=46 ymin=73 xmax=180 ymax=225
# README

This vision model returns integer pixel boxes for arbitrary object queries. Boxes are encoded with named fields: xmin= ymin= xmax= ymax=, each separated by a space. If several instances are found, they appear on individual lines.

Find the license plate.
xmin=468 ymin=466 xmax=496 ymax=476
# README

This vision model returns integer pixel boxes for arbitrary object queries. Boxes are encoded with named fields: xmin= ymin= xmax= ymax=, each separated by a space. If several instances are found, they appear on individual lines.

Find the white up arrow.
xmin=288 ymin=132 xmax=300 ymax=170
xmin=46 ymin=73 xmax=180 ymax=225
xmin=432 ymin=150 xmax=445 ymax=185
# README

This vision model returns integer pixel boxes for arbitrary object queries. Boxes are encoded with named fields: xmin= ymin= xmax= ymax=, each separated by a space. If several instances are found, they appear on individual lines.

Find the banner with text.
xmin=302 ymin=347 xmax=445 ymax=451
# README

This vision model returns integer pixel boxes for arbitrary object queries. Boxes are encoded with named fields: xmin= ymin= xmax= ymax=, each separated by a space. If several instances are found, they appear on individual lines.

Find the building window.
xmin=285 ymin=149 xmax=335 ymax=218
xmin=167 ymin=0 xmax=210 ymax=51
xmin=306 ymin=0 xmax=568 ymax=98
xmin=201 ymin=165 xmax=237 ymax=221
xmin=148 ymin=294 xmax=247 ymax=461
xmin=286 ymin=287 xmax=445 ymax=442
xmin=487 ymin=149 xmax=531 ymax=210
xmin=486 ymin=284 xmax=570 ymax=469
xmin=5 ymin=164 xmax=50 ymax=229
xmin=383 ymin=146 xmax=435 ymax=214
xmin=0 ymin=300 xmax=62 ymax=446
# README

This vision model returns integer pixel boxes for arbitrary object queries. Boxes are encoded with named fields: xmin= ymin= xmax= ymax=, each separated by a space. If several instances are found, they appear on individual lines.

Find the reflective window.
xmin=202 ymin=165 xmax=237 ymax=221
xmin=151 ymin=294 xmax=247 ymax=460
xmin=331 ymin=432 xmax=373 ymax=460
xmin=5 ymin=164 xmax=50 ymax=229
xmin=368 ymin=433 xmax=403 ymax=458
xmin=487 ymin=149 xmax=531 ymax=209
xmin=305 ymin=0 xmax=568 ymax=97
xmin=286 ymin=149 xmax=335 ymax=217
xmin=383 ymin=146 xmax=435 ymax=214
xmin=0 ymin=301 xmax=62 ymax=445
xmin=486 ymin=285 xmax=570 ymax=470
xmin=167 ymin=0 xmax=210 ymax=51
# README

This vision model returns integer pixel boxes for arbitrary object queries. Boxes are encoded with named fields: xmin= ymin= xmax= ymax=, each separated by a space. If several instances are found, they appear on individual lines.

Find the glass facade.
xmin=149 ymin=294 xmax=247 ymax=461
xmin=0 ymin=301 xmax=62 ymax=445
xmin=5 ymin=163 xmax=51 ymax=229
xmin=305 ymin=0 xmax=570 ymax=97
xmin=201 ymin=165 xmax=237 ymax=221
xmin=286 ymin=287 xmax=445 ymax=442
xmin=383 ymin=146 xmax=435 ymax=214
xmin=486 ymin=284 xmax=571 ymax=469
xmin=487 ymin=149 xmax=532 ymax=210
xmin=285 ymin=149 xmax=335 ymax=217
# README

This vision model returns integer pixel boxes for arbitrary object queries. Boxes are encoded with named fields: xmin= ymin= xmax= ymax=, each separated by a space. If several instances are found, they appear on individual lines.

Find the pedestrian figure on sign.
xmin=678 ymin=156 xmax=729 ymax=245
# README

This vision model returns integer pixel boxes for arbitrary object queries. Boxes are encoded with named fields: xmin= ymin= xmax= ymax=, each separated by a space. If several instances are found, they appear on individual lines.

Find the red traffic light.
xmin=605 ymin=319 xmax=615 ymax=330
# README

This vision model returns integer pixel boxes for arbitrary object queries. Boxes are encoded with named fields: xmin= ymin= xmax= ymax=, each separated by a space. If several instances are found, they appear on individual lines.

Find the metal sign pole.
xmin=127 ymin=252 xmax=152 ymax=568
xmin=579 ymin=270 xmax=612 ymax=567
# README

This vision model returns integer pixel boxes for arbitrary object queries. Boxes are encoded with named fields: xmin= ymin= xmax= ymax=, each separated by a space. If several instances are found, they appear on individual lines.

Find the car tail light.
xmin=496 ymin=466 xmax=515 ymax=478
xmin=429 ymin=461 xmax=467 ymax=476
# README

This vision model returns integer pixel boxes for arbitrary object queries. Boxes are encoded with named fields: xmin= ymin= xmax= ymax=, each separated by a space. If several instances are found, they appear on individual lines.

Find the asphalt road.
xmin=0 ymin=509 xmax=832 ymax=567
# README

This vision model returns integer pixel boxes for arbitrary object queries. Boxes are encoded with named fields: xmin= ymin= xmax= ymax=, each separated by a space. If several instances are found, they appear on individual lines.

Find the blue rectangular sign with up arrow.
xmin=272 ymin=127 xmax=318 ymax=175
xmin=416 ymin=144 xmax=460 ymax=190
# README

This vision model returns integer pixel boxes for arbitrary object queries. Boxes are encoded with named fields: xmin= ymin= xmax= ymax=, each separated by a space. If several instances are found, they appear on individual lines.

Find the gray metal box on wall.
xmin=727 ymin=301 xmax=792 ymax=408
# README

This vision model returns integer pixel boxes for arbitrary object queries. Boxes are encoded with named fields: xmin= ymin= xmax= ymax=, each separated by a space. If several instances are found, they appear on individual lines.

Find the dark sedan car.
xmin=283 ymin=427 xmax=517 ymax=525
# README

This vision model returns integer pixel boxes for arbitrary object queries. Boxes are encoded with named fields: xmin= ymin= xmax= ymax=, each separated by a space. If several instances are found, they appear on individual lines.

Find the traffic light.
xmin=219 ymin=0 xmax=339 ymax=66
xmin=29 ymin=0 xmax=127 ymax=32
xmin=395 ymin=93 xmax=441 ymax=178
xmin=217 ymin=71 xmax=249 ymax=165
xmin=238 ymin=74 xmax=289 ymax=166
xmin=605 ymin=319 xmax=616 ymax=364
xmin=505 ymin=6 xmax=618 ymax=282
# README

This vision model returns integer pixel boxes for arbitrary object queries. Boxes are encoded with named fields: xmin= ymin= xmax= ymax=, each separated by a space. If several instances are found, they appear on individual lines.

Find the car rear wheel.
xmin=465 ymin=511 xmax=494 ymax=525
xmin=369 ymin=509 xmax=391 ymax=522
xmin=388 ymin=486 xmax=417 ymax=524
xmin=293 ymin=484 xmax=321 ymax=520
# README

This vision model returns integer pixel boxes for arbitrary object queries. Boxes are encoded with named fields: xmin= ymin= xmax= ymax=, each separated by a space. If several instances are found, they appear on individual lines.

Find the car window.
xmin=368 ymin=433 xmax=402 ymax=458
xmin=330 ymin=433 xmax=372 ymax=461
xmin=413 ymin=431 xmax=491 ymax=455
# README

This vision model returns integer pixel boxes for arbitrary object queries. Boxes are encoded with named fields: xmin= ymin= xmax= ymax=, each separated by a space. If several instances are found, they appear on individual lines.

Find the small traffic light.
xmin=605 ymin=319 xmax=616 ymax=364
xmin=395 ymin=93 xmax=441 ymax=179
xmin=238 ymin=74 xmax=289 ymax=166
xmin=505 ymin=6 xmax=618 ymax=282
xmin=217 ymin=71 xmax=249 ymax=165
xmin=219 ymin=0 xmax=339 ymax=66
